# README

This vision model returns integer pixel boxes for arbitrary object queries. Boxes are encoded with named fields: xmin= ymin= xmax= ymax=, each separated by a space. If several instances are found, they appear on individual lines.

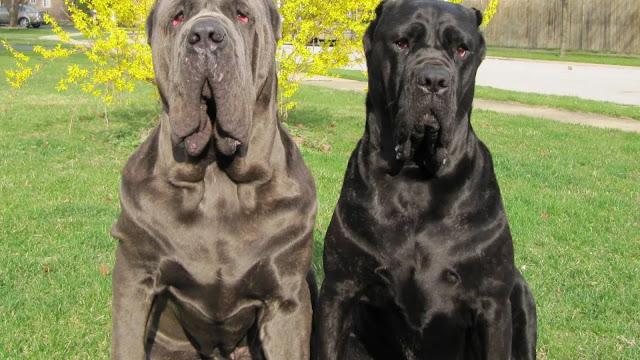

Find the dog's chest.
xmin=339 ymin=176 xmax=513 ymax=292
xmin=152 ymin=255 xmax=277 ymax=344
xmin=155 ymin=228 xmax=284 ymax=301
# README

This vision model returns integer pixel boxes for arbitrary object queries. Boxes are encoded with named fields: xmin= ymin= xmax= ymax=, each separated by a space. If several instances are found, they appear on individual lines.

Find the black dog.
xmin=314 ymin=0 xmax=537 ymax=359
xmin=110 ymin=0 xmax=317 ymax=358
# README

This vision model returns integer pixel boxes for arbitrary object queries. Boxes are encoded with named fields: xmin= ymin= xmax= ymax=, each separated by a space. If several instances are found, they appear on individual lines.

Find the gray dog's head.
xmin=364 ymin=0 xmax=485 ymax=175
xmin=146 ymin=0 xmax=281 ymax=158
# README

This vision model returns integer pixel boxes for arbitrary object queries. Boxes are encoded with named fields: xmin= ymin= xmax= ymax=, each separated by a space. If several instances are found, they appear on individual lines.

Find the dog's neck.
xmin=156 ymin=71 xmax=283 ymax=185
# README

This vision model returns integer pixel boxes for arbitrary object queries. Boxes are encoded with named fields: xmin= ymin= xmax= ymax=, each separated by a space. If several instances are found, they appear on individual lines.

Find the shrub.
xmin=3 ymin=0 xmax=498 ymax=116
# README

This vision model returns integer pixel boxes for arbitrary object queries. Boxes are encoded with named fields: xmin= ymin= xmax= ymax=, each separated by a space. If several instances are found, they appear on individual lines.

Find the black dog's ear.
xmin=267 ymin=0 xmax=282 ymax=41
xmin=146 ymin=4 xmax=157 ymax=46
xmin=374 ymin=0 xmax=387 ymax=18
xmin=472 ymin=8 xmax=483 ymax=27
xmin=363 ymin=0 xmax=387 ymax=54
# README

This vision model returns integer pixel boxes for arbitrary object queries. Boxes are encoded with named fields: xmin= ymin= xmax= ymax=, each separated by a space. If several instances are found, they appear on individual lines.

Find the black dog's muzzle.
xmin=389 ymin=62 xmax=455 ymax=176
xmin=415 ymin=64 xmax=452 ymax=95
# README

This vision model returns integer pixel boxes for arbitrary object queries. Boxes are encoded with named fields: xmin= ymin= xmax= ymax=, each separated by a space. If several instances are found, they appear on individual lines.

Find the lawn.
xmin=0 ymin=26 xmax=83 ymax=48
xmin=1 ymin=51 xmax=639 ymax=359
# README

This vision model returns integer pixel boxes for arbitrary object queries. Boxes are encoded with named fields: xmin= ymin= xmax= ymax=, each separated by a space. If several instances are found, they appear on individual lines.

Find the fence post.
xmin=559 ymin=0 xmax=568 ymax=57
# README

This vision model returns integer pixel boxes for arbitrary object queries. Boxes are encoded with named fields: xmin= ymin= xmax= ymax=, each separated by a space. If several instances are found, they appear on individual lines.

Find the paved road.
xmin=342 ymin=56 xmax=640 ymax=106
xmin=476 ymin=58 xmax=640 ymax=106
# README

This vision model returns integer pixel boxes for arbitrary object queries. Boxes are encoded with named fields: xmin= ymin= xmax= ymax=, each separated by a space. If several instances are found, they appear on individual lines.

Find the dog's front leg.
xmin=260 ymin=284 xmax=313 ymax=360
xmin=111 ymin=246 xmax=156 ymax=360
xmin=482 ymin=300 xmax=513 ymax=360
xmin=313 ymin=280 xmax=359 ymax=360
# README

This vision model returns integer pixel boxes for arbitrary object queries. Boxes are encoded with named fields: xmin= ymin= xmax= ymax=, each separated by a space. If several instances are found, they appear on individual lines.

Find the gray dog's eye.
xmin=456 ymin=46 xmax=467 ymax=57
xmin=172 ymin=11 xmax=184 ymax=26
xmin=236 ymin=10 xmax=249 ymax=23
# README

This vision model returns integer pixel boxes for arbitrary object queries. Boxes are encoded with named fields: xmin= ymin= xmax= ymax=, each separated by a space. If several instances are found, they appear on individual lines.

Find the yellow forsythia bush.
xmin=3 ymin=0 xmax=498 ymax=112
xmin=277 ymin=0 xmax=378 ymax=113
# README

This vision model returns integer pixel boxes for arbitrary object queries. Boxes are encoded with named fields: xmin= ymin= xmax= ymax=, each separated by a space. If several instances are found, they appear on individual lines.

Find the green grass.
xmin=327 ymin=68 xmax=368 ymax=82
xmin=0 ymin=27 xmax=62 ymax=47
xmin=326 ymin=69 xmax=640 ymax=121
xmin=487 ymin=47 xmax=640 ymax=67
xmin=476 ymin=86 xmax=640 ymax=121
xmin=2 ymin=51 xmax=640 ymax=359
xmin=0 ymin=26 xmax=88 ymax=47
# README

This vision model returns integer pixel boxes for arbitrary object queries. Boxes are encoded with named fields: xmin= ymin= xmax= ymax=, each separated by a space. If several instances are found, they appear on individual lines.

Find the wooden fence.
xmin=460 ymin=0 xmax=640 ymax=54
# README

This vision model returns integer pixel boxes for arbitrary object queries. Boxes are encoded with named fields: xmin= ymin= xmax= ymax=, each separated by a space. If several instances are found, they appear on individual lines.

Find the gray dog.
xmin=110 ymin=0 xmax=317 ymax=358
xmin=314 ymin=0 xmax=537 ymax=359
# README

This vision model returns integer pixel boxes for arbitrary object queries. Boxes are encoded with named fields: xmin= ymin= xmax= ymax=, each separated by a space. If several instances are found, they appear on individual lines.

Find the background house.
xmin=25 ymin=0 xmax=70 ymax=24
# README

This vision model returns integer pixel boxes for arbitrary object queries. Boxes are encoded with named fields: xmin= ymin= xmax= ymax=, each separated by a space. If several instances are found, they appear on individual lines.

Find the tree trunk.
xmin=8 ymin=0 xmax=28 ymax=27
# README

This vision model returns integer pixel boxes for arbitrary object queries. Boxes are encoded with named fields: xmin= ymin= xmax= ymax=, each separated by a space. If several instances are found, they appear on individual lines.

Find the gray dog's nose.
xmin=187 ymin=18 xmax=226 ymax=51
xmin=417 ymin=66 xmax=450 ymax=94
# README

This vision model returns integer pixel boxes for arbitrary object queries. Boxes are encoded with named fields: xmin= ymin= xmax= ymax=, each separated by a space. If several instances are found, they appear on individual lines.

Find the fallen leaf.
xmin=43 ymin=141 xmax=49 ymax=148
xmin=292 ymin=137 xmax=305 ymax=145
xmin=320 ymin=144 xmax=331 ymax=152
xmin=316 ymin=225 xmax=324 ymax=232
xmin=589 ymin=282 xmax=598 ymax=286
xmin=541 ymin=212 xmax=549 ymax=219
xmin=104 ymin=197 xmax=112 ymax=203
xmin=294 ymin=124 xmax=306 ymax=129
xmin=43 ymin=266 xmax=50 ymax=273
xmin=101 ymin=265 xmax=111 ymax=276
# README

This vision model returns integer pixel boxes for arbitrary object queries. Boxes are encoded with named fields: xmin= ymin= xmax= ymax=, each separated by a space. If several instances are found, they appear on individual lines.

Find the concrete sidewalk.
xmin=302 ymin=76 xmax=640 ymax=134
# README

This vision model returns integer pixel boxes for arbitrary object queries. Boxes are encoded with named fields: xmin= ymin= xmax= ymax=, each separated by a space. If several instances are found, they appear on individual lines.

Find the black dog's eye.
xmin=395 ymin=39 xmax=409 ymax=51
xmin=456 ymin=46 xmax=467 ymax=57
xmin=236 ymin=10 xmax=249 ymax=23
xmin=172 ymin=11 xmax=184 ymax=26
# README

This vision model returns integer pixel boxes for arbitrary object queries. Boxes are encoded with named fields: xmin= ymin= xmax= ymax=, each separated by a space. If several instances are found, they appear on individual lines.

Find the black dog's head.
xmin=364 ymin=0 xmax=485 ymax=175
xmin=146 ymin=0 xmax=281 ymax=158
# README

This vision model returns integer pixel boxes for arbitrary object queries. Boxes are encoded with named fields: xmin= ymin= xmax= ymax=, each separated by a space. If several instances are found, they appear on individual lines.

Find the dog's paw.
xmin=230 ymin=346 xmax=252 ymax=360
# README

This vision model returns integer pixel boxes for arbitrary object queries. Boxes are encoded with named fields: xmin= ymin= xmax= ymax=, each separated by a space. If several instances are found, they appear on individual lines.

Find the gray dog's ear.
xmin=146 ymin=4 xmax=157 ymax=46
xmin=472 ymin=8 xmax=483 ymax=27
xmin=267 ymin=0 xmax=282 ymax=41
xmin=364 ymin=0 xmax=386 ymax=54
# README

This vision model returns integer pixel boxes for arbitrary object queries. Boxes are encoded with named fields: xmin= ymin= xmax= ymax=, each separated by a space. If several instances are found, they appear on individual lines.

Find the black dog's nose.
xmin=187 ymin=18 xmax=226 ymax=50
xmin=417 ymin=66 xmax=450 ymax=94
